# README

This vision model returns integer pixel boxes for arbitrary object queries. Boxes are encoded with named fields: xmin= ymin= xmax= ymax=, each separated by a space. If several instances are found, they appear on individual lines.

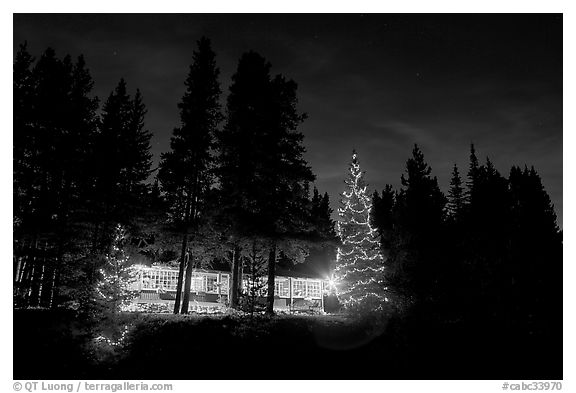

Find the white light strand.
xmin=95 ymin=224 xmax=140 ymax=309
xmin=336 ymin=265 xmax=386 ymax=276
xmin=94 ymin=324 xmax=131 ymax=347
xmin=334 ymin=151 xmax=389 ymax=312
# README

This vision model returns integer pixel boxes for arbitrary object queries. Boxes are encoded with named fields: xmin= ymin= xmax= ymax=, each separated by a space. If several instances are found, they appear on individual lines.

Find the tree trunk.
xmin=181 ymin=250 xmax=194 ymax=314
xmin=180 ymin=172 xmax=199 ymax=314
xmin=50 ymin=258 xmax=62 ymax=310
xmin=266 ymin=243 xmax=276 ymax=316
xmin=14 ymin=240 xmax=22 ymax=283
xmin=230 ymin=245 xmax=241 ymax=309
xmin=173 ymin=192 xmax=192 ymax=314
xmin=50 ymin=176 xmax=70 ymax=309
xmin=173 ymin=232 xmax=188 ymax=314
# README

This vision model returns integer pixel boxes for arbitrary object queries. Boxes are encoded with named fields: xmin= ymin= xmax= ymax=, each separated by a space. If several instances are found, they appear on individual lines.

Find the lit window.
xmin=142 ymin=270 xmax=151 ymax=289
xmin=168 ymin=271 xmax=178 ymax=290
xmin=293 ymin=280 xmax=306 ymax=297
xmin=206 ymin=275 xmax=218 ymax=293
xmin=306 ymin=281 xmax=321 ymax=298
xmin=220 ymin=274 xmax=229 ymax=294
xmin=275 ymin=280 xmax=289 ymax=297
xmin=192 ymin=273 xmax=205 ymax=292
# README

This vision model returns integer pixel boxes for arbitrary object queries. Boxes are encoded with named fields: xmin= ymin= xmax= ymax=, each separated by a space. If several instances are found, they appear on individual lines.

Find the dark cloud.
xmin=13 ymin=14 xmax=563 ymax=226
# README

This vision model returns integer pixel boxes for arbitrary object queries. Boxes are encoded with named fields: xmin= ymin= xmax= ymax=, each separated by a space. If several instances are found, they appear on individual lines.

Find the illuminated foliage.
xmin=335 ymin=151 xmax=388 ymax=312
xmin=96 ymin=224 xmax=139 ymax=313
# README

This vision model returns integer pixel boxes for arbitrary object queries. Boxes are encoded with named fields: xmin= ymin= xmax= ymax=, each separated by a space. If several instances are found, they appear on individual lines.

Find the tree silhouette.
xmin=14 ymin=47 xmax=102 ymax=307
xmin=95 ymin=79 xmax=152 ymax=235
xmin=372 ymin=184 xmax=395 ymax=251
xmin=14 ymin=42 xmax=36 ymax=232
xmin=158 ymin=37 xmax=222 ymax=314
xmin=508 ymin=165 xmax=562 ymax=335
xmin=447 ymin=164 xmax=465 ymax=221
xmin=216 ymin=51 xmax=314 ymax=313
xmin=393 ymin=144 xmax=446 ymax=304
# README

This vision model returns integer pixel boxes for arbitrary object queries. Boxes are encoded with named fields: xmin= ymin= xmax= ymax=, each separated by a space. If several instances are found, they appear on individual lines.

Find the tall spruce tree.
xmin=215 ymin=52 xmax=270 ymax=308
xmin=123 ymin=88 xmax=153 ymax=204
xmin=334 ymin=151 xmax=388 ymax=313
xmin=371 ymin=184 xmax=396 ymax=265
xmin=311 ymin=187 xmax=321 ymax=220
xmin=14 ymin=46 xmax=101 ymax=307
xmin=259 ymin=72 xmax=315 ymax=315
xmin=14 ymin=42 xmax=36 ymax=232
xmin=464 ymin=153 xmax=513 ymax=319
xmin=372 ymin=185 xmax=395 ymax=239
xmin=447 ymin=164 xmax=465 ymax=221
xmin=310 ymin=187 xmax=336 ymax=239
xmin=394 ymin=144 xmax=446 ymax=304
xmin=158 ymin=37 xmax=222 ymax=314
xmin=319 ymin=192 xmax=337 ymax=238
xmin=508 ymin=165 xmax=561 ymax=334
xmin=95 ymin=79 xmax=152 ymax=235
xmin=95 ymin=78 xmax=132 ymax=229
xmin=466 ymin=143 xmax=480 ymax=206
xmin=216 ymin=51 xmax=314 ymax=314
xmin=28 ymin=48 xmax=74 ymax=237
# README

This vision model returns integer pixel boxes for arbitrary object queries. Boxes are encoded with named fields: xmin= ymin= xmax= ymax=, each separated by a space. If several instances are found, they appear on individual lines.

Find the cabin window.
xmin=220 ymin=274 xmax=229 ymax=295
xmin=141 ymin=269 xmax=179 ymax=291
xmin=192 ymin=274 xmax=205 ymax=292
xmin=160 ymin=270 xmax=170 ymax=290
xmin=206 ymin=275 xmax=218 ymax=293
xmin=274 ymin=280 xmax=289 ymax=297
xmin=168 ymin=271 xmax=178 ymax=290
xmin=293 ymin=280 xmax=306 ymax=297
xmin=306 ymin=281 xmax=321 ymax=298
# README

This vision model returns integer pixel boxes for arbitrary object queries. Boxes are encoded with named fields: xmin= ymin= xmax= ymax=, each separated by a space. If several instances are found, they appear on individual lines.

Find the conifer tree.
xmin=95 ymin=78 xmax=132 ymax=225
xmin=68 ymin=54 xmax=100 ymax=208
xmin=508 ymin=165 xmax=561 ymax=332
xmin=14 ymin=47 xmax=101 ymax=307
xmin=466 ymin=143 xmax=480 ymax=205
xmin=124 ymin=88 xmax=153 ymax=199
xmin=319 ymin=192 xmax=337 ymax=238
xmin=95 ymin=224 xmax=139 ymax=313
xmin=309 ymin=187 xmax=336 ymax=239
xmin=95 ymin=79 xmax=152 ymax=237
xmin=334 ymin=151 xmax=388 ymax=313
xmin=447 ymin=164 xmax=465 ymax=221
xmin=372 ymin=185 xmax=395 ymax=238
xmin=158 ymin=37 xmax=222 ymax=314
xmin=14 ymin=42 xmax=36 ymax=231
xmin=27 ymin=48 xmax=75 ymax=235
xmin=311 ymin=186 xmax=321 ymax=219
xmin=216 ymin=51 xmax=314 ymax=313
xmin=394 ymin=144 xmax=446 ymax=303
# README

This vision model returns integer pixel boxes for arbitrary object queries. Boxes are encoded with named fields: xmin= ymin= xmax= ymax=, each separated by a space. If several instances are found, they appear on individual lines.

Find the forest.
xmin=13 ymin=36 xmax=562 ymax=379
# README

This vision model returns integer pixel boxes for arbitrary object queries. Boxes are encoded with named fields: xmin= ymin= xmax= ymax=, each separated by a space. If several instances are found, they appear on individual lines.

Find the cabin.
xmin=128 ymin=264 xmax=329 ymax=314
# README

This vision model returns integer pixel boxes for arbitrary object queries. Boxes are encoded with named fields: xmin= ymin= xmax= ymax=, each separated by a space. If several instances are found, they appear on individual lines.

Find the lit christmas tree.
xmin=96 ymin=224 xmax=139 ymax=313
xmin=335 ymin=150 xmax=388 ymax=312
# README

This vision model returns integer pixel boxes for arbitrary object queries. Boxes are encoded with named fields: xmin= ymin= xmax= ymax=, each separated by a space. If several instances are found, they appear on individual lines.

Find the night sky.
xmin=13 ymin=14 xmax=563 ymax=226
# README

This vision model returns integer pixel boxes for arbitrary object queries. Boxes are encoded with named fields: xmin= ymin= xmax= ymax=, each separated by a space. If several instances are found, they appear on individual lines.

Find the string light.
xmin=94 ymin=324 xmax=131 ymax=347
xmin=334 ymin=151 xmax=389 ymax=311
xmin=95 ymin=224 xmax=139 ymax=311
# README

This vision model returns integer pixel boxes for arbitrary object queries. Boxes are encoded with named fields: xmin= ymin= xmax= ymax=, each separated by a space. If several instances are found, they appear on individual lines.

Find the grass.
xmin=13 ymin=308 xmax=562 ymax=380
